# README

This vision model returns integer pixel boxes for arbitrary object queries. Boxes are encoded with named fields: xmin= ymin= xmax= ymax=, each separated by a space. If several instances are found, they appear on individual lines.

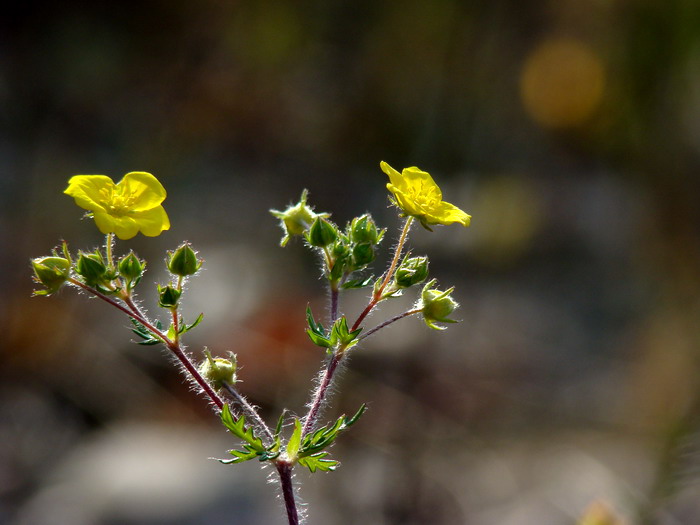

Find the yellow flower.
xmin=64 ymin=172 xmax=170 ymax=240
xmin=380 ymin=161 xmax=471 ymax=230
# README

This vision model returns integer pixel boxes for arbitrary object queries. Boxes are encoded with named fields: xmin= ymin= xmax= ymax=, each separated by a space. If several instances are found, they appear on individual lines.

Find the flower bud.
xmin=419 ymin=279 xmax=459 ymax=330
xmin=157 ymin=284 xmax=181 ymax=308
xmin=167 ymin=243 xmax=201 ymax=277
xmin=75 ymin=250 xmax=108 ymax=286
xmin=118 ymin=251 xmax=145 ymax=281
xmin=350 ymin=214 xmax=380 ymax=244
xmin=395 ymin=255 xmax=429 ymax=288
xmin=199 ymin=349 xmax=237 ymax=390
xmin=307 ymin=217 xmax=338 ymax=247
xmin=352 ymin=243 xmax=375 ymax=267
xmin=31 ymin=256 xmax=70 ymax=295
xmin=270 ymin=190 xmax=329 ymax=247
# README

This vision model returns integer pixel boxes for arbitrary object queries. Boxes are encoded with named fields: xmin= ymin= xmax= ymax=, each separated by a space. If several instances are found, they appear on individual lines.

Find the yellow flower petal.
xmin=381 ymin=161 xmax=470 ymax=229
xmin=93 ymin=212 xmax=140 ymax=240
xmin=431 ymin=201 xmax=471 ymax=227
xmin=65 ymin=172 xmax=170 ymax=239
xmin=64 ymin=175 xmax=114 ymax=213
xmin=119 ymin=172 xmax=167 ymax=210
xmin=400 ymin=167 xmax=442 ymax=202
xmin=133 ymin=206 xmax=171 ymax=237
xmin=380 ymin=161 xmax=404 ymax=190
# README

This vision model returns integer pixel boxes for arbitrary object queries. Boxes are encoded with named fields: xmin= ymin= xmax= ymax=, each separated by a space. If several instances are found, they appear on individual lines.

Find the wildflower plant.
xmin=31 ymin=163 xmax=471 ymax=524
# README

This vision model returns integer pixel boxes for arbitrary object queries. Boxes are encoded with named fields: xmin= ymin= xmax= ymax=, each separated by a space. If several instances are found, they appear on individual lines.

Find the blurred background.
xmin=3 ymin=0 xmax=700 ymax=524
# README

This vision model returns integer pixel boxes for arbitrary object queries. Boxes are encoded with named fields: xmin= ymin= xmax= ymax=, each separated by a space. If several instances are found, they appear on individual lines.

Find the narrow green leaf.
xmin=341 ymin=276 xmax=374 ymax=289
xmin=306 ymin=329 xmax=332 ymax=348
xmin=306 ymin=305 xmax=325 ymax=336
xmin=344 ymin=403 xmax=367 ymax=427
xmin=286 ymin=418 xmax=302 ymax=460
xmin=219 ymin=404 xmax=265 ymax=453
xmin=298 ymin=452 xmax=339 ymax=473
xmin=179 ymin=312 xmax=204 ymax=334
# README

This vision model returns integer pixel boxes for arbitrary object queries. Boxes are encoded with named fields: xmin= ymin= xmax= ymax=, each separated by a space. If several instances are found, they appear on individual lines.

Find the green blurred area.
xmin=3 ymin=1 xmax=700 ymax=524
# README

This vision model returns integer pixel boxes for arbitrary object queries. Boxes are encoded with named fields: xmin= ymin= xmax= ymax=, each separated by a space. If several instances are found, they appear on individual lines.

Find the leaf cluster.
xmin=306 ymin=307 xmax=362 ymax=352
xmin=286 ymin=404 xmax=367 ymax=472
xmin=130 ymin=313 xmax=203 ymax=345
xmin=218 ymin=404 xmax=280 ymax=464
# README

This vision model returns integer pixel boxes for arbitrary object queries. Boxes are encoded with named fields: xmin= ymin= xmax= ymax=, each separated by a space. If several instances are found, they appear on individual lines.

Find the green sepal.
xmin=298 ymin=452 xmax=339 ymax=473
xmin=341 ymin=276 xmax=374 ymax=290
xmin=130 ymin=318 xmax=164 ymax=346
xmin=157 ymin=284 xmax=181 ymax=308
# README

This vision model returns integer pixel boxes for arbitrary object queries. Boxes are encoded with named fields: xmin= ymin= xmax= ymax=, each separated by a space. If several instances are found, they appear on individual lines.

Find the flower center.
xmin=408 ymin=183 xmax=440 ymax=212
xmin=100 ymin=187 xmax=138 ymax=217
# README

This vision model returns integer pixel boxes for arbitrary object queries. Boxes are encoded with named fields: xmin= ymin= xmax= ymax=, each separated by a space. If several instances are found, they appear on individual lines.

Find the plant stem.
xmin=302 ymin=218 xmax=414 ymax=438
xmin=171 ymin=308 xmax=180 ymax=344
xmin=165 ymin=340 xmax=224 ymax=410
xmin=221 ymin=381 xmax=274 ymax=446
xmin=377 ymin=216 xmax=413 ymax=296
xmin=68 ymin=277 xmax=225 ymax=410
xmin=276 ymin=461 xmax=299 ymax=525
xmin=105 ymin=233 xmax=114 ymax=268
xmin=329 ymin=280 xmax=340 ymax=323
xmin=351 ymin=216 xmax=413 ymax=332
xmin=302 ymin=350 xmax=343 ymax=437
xmin=359 ymin=308 xmax=422 ymax=341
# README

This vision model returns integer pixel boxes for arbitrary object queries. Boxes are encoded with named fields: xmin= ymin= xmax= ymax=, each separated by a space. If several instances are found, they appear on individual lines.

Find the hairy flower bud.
xmin=75 ymin=250 xmax=108 ymax=287
xmin=167 ymin=243 xmax=201 ymax=276
xmin=31 ymin=256 xmax=70 ymax=295
xmin=307 ymin=217 xmax=338 ymax=247
xmin=157 ymin=284 xmax=181 ymax=308
xmin=419 ymin=279 xmax=459 ymax=330
xmin=199 ymin=350 xmax=237 ymax=390
xmin=350 ymin=214 xmax=381 ymax=244
xmin=270 ymin=190 xmax=329 ymax=247
xmin=395 ymin=255 xmax=429 ymax=288
xmin=352 ymin=242 xmax=375 ymax=267
xmin=118 ymin=251 xmax=145 ymax=281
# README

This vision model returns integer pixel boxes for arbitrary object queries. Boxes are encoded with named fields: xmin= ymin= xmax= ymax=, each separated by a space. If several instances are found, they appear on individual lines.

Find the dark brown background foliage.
xmin=3 ymin=1 xmax=700 ymax=524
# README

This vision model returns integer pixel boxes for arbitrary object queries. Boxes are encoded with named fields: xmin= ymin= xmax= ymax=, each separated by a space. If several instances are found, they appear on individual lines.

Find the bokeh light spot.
xmin=520 ymin=38 xmax=605 ymax=128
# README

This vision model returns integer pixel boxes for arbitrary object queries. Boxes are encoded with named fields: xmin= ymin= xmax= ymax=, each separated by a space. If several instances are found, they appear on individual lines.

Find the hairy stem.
xmin=221 ymin=381 xmax=274 ymax=445
xmin=302 ymin=351 xmax=342 ymax=437
xmin=351 ymin=216 xmax=413 ymax=332
xmin=359 ymin=308 xmax=422 ymax=341
xmin=276 ymin=461 xmax=299 ymax=525
xmin=105 ymin=232 xmax=114 ymax=268
xmin=329 ymin=280 xmax=340 ymax=323
xmin=68 ymin=278 xmax=225 ymax=410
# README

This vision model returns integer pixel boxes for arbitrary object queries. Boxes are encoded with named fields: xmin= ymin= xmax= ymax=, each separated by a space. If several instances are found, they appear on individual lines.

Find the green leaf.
xmin=330 ymin=317 xmax=362 ymax=348
xmin=178 ymin=313 xmax=204 ymax=335
xmin=344 ymin=403 xmax=368 ymax=428
xmin=223 ymin=445 xmax=259 ymax=463
xmin=286 ymin=419 xmax=302 ymax=460
xmin=306 ymin=305 xmax=332 ymax=348
xmin=341 ymin=276 xmax=374 ymax=289
xmin=219 ymin=404 xmax=266 ymax=453
xmin=306 ymin=305 xmax=325 ymax=336
xmin=130 ymin=318 xmax=163 ymax=346
xmin=299 ymin=403 xmax=367 ymax=457
xmin=298 ymin=452 xmax=339 ymax=473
